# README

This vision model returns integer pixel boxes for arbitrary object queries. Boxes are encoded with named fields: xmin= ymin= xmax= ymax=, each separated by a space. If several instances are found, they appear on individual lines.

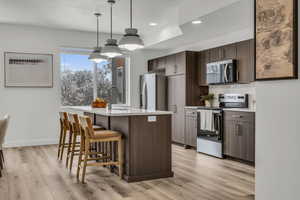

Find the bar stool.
xmin=77 ymin=115 xmax=123 ymax=183
xmin=0 ymin=115 xmax=10 ymax=178
xmin=58 ymin=112 xmax=71 ymax=161
xmin=58 ymin=112 xmax=103 ymax=162
xmin=67 ymin=113 xmax=104 ymax=171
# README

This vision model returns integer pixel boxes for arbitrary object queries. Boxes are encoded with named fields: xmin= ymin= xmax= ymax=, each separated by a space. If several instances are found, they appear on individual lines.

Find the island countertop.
xmin=63 ymin=106 xmax=173 ymax=116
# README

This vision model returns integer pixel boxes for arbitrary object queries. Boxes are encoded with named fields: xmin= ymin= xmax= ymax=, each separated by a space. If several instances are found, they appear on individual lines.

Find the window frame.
xmin=60 ymin=49 xmax=130 ymax=106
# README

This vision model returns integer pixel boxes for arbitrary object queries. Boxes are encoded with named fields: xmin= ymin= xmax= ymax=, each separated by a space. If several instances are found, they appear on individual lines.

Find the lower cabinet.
xmin=223 ymin=111 xmax=255 ymax=162
xmin=184 ymin=109 xmax=198 ymax=147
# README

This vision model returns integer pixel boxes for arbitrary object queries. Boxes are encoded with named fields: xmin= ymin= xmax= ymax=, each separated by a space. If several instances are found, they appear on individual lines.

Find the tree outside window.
xmin=60 ymin=53 xmax=126 ymax=106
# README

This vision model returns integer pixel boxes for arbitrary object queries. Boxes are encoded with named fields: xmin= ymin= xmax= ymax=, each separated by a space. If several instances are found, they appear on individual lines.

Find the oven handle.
xmin=224 ymin=63 xmax=229 ymax=82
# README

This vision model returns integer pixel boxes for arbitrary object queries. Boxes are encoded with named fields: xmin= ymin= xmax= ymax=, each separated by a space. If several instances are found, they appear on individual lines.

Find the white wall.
xmin=255 ymin=2 xmax=300 ymax=198
xmin=0 ymin=23 xmax=164 ymax=147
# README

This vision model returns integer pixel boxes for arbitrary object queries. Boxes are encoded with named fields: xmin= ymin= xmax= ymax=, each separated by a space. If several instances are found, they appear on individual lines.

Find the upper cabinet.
xmin=197 ymin=39 xmax=255 ymax=85
xmin=165 ymin=52 xmax=186 ymax=76
xmin=222 ymin=43 xmax=237 ymax=60
xmin=236 ymin=40 xmax=255 ymax=83
xmin=209 ymin=47 xmax=222 ymax=62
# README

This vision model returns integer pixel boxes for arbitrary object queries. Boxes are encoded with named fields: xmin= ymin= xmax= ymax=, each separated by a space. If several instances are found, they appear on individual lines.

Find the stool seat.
xmin=92 ymin=130 xmax=121 ymax=139
xmin=92 ymin=125 xmax=104 ymax=131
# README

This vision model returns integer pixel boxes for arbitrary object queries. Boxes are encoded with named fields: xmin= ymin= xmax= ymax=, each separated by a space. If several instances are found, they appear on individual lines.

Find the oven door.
xmin=207 ymin=62 xmax=224 ymax=85
xmin=197 ymin=111 xmax=223 ymax=141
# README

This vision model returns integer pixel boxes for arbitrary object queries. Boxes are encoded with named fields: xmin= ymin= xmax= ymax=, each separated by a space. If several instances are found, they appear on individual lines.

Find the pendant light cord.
xmin=96 ymin=15 xmax=99 ymax=48
xmin=130 ymin=0 xmax=133 ymax=28
xmin=110 ymin=2 xmax=113 ymax=39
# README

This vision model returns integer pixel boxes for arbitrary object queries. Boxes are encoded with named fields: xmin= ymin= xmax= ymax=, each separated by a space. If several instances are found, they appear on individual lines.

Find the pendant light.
xmin=101 ymin=0 xmax=123 ymax=58
xmin=119 ymin=0 xmax=144 ymax=51
xmin=89 ymin=13 xmax=107 ymax=63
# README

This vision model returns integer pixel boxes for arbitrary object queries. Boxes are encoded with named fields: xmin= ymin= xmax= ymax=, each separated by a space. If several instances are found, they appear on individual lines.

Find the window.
xmin=60 ymin=53 xmax=127 ymax=106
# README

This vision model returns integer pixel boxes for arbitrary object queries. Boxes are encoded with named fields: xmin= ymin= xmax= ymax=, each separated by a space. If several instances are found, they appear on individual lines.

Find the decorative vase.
xmin=205 ymin=100 xmax=213 ymax=107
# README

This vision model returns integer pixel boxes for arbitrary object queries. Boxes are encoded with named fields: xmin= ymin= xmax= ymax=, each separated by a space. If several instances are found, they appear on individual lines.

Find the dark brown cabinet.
xmin=236 ymin=40 xmax=255 ymax=83
xmin=198 ymin=50 xmax=210 ymax=86
xmin=209 ymin=48 xmax=222 ymax=62
xmin=223 ymin=111 xmax=255 ymax=162
xmin=184 ymin=109 xmax=198 ymax=147
xmin=222 ymin=43 xmax=237 ymax=60
xmin=197 ymin=39 xmax=255 ymax=86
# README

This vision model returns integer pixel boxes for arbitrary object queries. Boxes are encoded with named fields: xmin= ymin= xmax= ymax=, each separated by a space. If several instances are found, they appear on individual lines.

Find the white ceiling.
xmin=0 ymin=0 xmax=180 ymax=34
xmin=0 ymin=0 xmax=246 ymax=49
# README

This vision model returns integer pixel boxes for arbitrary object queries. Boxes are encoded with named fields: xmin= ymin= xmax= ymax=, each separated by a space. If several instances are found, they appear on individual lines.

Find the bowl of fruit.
xmin=91 ymin=98 xmax=107 ymax=108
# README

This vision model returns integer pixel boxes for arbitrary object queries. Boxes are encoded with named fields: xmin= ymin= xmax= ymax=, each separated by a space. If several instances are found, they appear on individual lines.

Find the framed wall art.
xmin=4 ymin=52 xmax=53 ymax=88
xmin=255 ymin=0 xmax=298 ymax=80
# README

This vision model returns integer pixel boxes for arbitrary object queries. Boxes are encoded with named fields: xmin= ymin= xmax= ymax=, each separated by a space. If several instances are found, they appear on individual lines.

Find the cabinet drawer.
xmin=224 ymin=111 xmax=255 ymax=122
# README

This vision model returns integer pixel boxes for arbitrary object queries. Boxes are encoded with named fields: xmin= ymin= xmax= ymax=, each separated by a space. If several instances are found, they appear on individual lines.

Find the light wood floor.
xmin=0 ymin=145 xmax=255 ymax=200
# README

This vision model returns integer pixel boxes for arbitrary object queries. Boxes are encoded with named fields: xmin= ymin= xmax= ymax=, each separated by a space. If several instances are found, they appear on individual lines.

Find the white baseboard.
xmin=3 ymin=139 xmax=59 ymax=148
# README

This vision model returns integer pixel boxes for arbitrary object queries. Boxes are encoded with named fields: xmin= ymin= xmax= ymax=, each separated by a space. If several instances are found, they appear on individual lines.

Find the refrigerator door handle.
xmin=141 ymin=80 xmax=147 ymax=109
xmin=173 ymin=105 xmax=177 ymax=113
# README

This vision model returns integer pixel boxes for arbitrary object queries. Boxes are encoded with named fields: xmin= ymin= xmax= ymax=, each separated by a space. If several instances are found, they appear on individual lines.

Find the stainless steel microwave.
xmin=206 ymin=59 xmax=237 ymax=85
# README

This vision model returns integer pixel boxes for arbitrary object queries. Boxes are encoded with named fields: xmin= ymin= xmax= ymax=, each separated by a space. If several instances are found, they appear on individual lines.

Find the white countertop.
xmin=62 ymin=106 xmax=173 ymax=116
xmin=184 ymin=106 xmax=255 ymax=112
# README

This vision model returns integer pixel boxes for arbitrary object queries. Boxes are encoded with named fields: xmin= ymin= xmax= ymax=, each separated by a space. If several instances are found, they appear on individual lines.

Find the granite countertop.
xmin=184 ymin=106 xmax=256 ymax=112
xmin=62 ymin=106 xmax=173 ymax=116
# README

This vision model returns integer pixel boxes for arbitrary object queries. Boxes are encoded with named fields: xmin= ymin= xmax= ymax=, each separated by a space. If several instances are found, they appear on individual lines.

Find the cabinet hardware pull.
xmin=232 ymin=115 xmax=242 ymax=118
xmin=236 ymin=124 xmax=242 ymax=136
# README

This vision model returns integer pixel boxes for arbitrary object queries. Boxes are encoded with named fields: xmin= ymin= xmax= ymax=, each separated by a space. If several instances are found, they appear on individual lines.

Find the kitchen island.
xmin=65 ymin=106 xmax=174 ymax=182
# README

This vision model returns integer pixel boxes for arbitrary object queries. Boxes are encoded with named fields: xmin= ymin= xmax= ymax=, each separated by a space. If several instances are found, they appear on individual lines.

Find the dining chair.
xmin=0 ymin=115 xmax=10 ymax=177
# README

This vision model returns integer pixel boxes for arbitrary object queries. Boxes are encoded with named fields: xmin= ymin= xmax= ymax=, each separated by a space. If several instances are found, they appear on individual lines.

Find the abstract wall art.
xmin=255 ymin=0 xmax=298 ymax=80
xmin=4 ymin=52 xmax=53 ymax=87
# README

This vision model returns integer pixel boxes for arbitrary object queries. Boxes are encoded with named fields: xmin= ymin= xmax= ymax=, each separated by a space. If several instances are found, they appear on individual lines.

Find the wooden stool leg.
xmin=69 ymin=134 xmax=77 ymax=172
xmin=76 ymin=135 xmax=84 ymax=182
xmin=57 ymin=124 xmax=63 ymax=159
xmin=118 ymin=138 xmax=123 ymax=179
xmin=81 ymin=139 xmax=90 ymax=184
xmin=66 ymin=131 xmax=73 ymax=168
xmin=60 ymin=129 xmax=67 ymax=161
xmin=0 ymin=150 xmax=4 ymax=164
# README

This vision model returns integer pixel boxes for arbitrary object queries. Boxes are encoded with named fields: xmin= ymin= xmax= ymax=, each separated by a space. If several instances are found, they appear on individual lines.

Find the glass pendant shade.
xmin=89 ymin=47 xmax=107 ymax=63
xmin=119 ymin=28 xmax=144 ymax=51
xmin=101 ymin=39 xmax=123 ymax=58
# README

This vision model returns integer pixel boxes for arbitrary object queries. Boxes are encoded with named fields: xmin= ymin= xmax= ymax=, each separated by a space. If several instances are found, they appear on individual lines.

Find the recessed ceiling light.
xmin=192 ymin=20 xmax=202 ymax=24
xmin=149 ymin=22 xmax=158 ymax=26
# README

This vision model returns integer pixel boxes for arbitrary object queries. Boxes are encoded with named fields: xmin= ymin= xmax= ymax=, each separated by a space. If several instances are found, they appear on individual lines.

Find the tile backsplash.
xmin=209 ymin=83 xmax=256 ymax=111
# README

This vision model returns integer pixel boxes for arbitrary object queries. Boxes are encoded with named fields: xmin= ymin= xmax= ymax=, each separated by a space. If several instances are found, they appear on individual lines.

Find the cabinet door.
xmin=157 ymin=57 xmax=166 ymax=70
xmin=236 ymin=40 xmax=254 ymax=83
xmin=237 ymin=120 xmax=255 ymax=162
xmin=209 ymin=48 xmax=222 ymax=62
xmin=168 ymin=75 xmax=185 ymax=144
xmin=222 ymin=43 xmax=236 ymax=60
xmin=224 ymin=119 xmax=239 ymax=157
xmin=175 ymin=52 xmax=186 ymax=75
xmin=198 ymin=50 xmax=210 ymax=86
xmin=165 ymin=55 xmax=176 ymax=76
xmin=168 ymin=77 xmax=176 ymax=142
xmin=174 ymin=75 xmax=186 ymax=144
xmin=184 ymin=112 xmax=198 ymax=147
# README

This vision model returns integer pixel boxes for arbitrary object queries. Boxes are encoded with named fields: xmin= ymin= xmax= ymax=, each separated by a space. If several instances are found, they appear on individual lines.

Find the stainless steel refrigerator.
xmin=140 ymin=73 xmax=167 ymax=111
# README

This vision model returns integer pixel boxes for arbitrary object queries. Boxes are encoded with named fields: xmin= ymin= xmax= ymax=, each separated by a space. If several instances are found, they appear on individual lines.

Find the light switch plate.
xmin=148 ymin=116 xmax=157 ymax=122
